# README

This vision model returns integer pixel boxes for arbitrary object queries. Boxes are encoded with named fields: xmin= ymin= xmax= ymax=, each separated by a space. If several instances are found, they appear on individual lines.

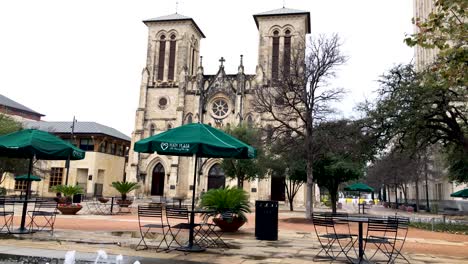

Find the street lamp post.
xmin=65 ymin=116 xmax=77 ymax=185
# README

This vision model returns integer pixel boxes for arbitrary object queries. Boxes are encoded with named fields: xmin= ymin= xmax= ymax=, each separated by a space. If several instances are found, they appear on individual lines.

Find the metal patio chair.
xmin=27 ymin=200 xmax=58 ymax=233
xmin=312 ymin=213 xmax=355 ymax=261
xmin=136 ymin=204 xmax=170 ymax=251
xmin=195 ymin=214 xmax=229 ymax=248
xmin=388 ymin=216 xmax=410 ymax=263
xmin=0 ymin=197 xmax=14 ymax=233
xmin=363 ymin=217 xmax=399 ymax=263
xmin=165 ymin=206 xmax=199 ymax=248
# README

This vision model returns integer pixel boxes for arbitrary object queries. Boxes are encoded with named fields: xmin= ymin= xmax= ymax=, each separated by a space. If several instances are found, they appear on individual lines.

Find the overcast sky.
xmin=0 ymin=0 xmax=414 ymax=136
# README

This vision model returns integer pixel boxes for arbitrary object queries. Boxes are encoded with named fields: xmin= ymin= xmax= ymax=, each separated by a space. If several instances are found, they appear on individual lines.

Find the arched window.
xmin=272 ymin=30 xmax=280 ymax=80
xmin=246 ymin=115 xmax=254 ymax=128
xmin=167 ymin=123 xmax=172 ymax=130
xmin=157 ymin=35 xmax=166 ymax=81
xmin=283 ymin=30 xmax=291 ymax=78
xmin=185 ymin=113 xmax=193 ymax=124
xmin=208 ymin=164 xmax=225 ymax=190
xmin=168 ymin=34 xmax=177 ymax=81
xmin=149 ymin=124 xmax=155 ymax=136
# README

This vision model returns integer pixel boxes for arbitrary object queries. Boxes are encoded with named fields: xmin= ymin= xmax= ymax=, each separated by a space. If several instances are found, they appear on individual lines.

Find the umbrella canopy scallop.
xmin=0 ymin=129 xmax=85 ymax=160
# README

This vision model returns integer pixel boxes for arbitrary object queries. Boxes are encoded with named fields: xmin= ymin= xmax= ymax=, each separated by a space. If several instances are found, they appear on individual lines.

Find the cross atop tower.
xmin=219 ymin=57 xmax=225 ymax=67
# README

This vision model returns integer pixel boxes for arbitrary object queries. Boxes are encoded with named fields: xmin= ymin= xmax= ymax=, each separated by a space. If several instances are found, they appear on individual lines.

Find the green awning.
xmin=450 ymin=189 xmax=468 ymax=198
xmin=0 ymin=129 xmax=85 ymax=160
xmin=14 ymin=174 xmax=41 ymax=181
xmin=344 ymin=182 xmax=374 ymax=192
xmin=134 ymin=123 xmax=256 ymax=159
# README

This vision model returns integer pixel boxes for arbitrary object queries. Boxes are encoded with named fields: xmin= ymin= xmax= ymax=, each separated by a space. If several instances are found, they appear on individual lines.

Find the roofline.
xmin=54 ymin=132 xmax=131 ymax=143
xmin=1 ymin=105 xmax=45 ymax=117
xmin=142 ymin=18 xmax=206 ymax=38
xmin=253 ymin=12 xmax=311 ymax=34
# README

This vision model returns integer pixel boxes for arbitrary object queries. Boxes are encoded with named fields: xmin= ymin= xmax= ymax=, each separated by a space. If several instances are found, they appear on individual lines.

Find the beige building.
xmin=127 ymin=7 xmax=316 ymax=205
xmin=0 ymin=95 xmax=131 ymax=198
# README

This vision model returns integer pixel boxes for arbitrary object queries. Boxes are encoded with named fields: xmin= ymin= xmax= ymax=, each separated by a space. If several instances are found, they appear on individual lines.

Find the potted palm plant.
xmin=52 ymin=185 xmax=83 ymax=215
xmin=111 ymin=181 xmax=140 ymax=207
xmin=199 ymin=187 xmax=251 ymax=232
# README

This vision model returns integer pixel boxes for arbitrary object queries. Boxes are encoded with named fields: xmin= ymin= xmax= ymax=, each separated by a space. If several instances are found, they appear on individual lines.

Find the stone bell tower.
xmin=127 ymin=13 xmax=205 ymax=197
xmin=253 ymin=7 xmax=310 ymax=83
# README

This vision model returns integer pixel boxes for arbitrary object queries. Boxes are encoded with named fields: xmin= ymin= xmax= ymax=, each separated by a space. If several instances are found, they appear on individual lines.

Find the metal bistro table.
xmin=176 ymin=208 xmax=215 ymax=252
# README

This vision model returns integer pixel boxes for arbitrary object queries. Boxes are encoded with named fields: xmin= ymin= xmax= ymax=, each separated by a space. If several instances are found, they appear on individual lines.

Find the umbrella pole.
xmin=188 ymin=154 xmax=198 ymax=249
xmin=19 ymin=157 xmax=33 ymax=232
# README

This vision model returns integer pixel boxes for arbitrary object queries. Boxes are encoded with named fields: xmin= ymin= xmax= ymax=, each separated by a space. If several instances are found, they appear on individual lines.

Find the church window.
xmin=283 ymin=30 xmax=291 ymax=78
xmin=246 ymin=115 xmax=254 ymax=128
xmin=272 ymin=30 xmax=280 ymax=80
xmin=185 ymin=113 xmax=193 ymax=124
xmin=168 ymin=34 xmax=177 ymax=81
xmin=157 ymin=35 xmax=166 ymax=81
xmin=190 ymin=48 xmax=196 ymax=75
xmin=150 ymin=124 xmax=156 ymax=136
xmin=167 ymin=124 xmax=172 ymax=130
xmin=211 ymin=98 xmax=229 ymax=118
xmin=158 ymin=97 xmax=168 ymax=109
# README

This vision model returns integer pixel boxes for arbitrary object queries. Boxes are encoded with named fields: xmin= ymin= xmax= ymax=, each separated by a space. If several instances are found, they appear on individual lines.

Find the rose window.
xmin=211 ymin=99 xmax=229 ymax=118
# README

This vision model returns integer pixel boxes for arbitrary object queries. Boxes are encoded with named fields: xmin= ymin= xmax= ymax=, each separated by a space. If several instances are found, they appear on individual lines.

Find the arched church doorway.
xmin=207 ymin=164 xmax=225 ymax=190
xmin=151 ymin=163 xmax=165 ymax=196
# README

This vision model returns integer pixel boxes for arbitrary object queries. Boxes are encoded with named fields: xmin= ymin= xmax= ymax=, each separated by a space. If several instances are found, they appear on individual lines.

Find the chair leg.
xmin=136 ymin=227 xmax=151 ymax=251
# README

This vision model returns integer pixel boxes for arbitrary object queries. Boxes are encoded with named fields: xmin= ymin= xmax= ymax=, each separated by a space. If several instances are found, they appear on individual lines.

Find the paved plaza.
xmin=0 ymin=201 xmax=467 ymax=263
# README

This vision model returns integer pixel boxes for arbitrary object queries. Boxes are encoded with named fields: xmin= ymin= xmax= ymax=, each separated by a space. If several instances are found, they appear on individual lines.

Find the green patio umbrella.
xmin=344 ymin=182 xmax=374 ymax=192
xmin=450 ymin=189 xmax=468 ymax=198
xmin=0 ymin=129 xmax=85 ymax=233
xmin=134 ymin=122 xmax=256 ymax=251
xmin=14 ymin=174 xmax=42 ymax=181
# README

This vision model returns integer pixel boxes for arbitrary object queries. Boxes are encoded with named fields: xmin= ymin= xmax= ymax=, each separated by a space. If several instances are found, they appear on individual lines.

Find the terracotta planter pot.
xmin=213 ymin=217 xmax=246 ymax=232
xmin=117 ymin=199 xmax=133 ymax=207
xmin=57 ymin=206 xmax=82 ymax=215
xmin=98 ymin=197 xmax=109 ymax=203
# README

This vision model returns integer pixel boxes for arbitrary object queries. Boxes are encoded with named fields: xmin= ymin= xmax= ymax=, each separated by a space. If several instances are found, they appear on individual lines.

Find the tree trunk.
xmin=285 ymin=180 xmax=295 ymax=211
xmin=305 ymin=127 xmax=314 ymax=219
xmin=330 ymin=186 xmax=338 ymax=214
xmin=237 ymin=176 xmax=244 ymax=189
xmin=415 ymin=178 xmax=420 ymax=212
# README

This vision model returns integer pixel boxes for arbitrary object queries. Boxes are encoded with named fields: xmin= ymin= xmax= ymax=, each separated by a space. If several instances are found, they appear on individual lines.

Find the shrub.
xmin=111 ymin=181 xmax=140 ymax=200
xmin=199 ymin=187 xmax=251 ymax=222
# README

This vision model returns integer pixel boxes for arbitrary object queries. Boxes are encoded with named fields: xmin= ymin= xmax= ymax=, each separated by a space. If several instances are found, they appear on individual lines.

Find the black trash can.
xmin=72 ymin=194 xmax=82 ymax=203
xmin=255 ymin=200 xmax=278 ymax=240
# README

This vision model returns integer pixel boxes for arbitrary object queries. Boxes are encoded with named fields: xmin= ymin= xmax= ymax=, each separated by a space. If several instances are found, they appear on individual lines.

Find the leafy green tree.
xmin=401 ymin=0 xmax=467 ymax=182
xmin=221 ymin=125 xmax=266 ymax=189
xmin=0 ymin=114 xmax=28 ymax=183
xmin=267 ymin=139 xmax=307 ymax=211
xmin=313 ymin=120 xmax=375 ymax=213
xmin=361 ymin=63 xmax=467 ymax=182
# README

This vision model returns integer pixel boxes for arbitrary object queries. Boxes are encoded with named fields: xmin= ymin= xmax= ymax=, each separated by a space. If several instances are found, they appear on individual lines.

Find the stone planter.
xmin=57 ymin=205 xmax=82 ymax=215
xmin=213 ymin=217 xmax=246 ymax=232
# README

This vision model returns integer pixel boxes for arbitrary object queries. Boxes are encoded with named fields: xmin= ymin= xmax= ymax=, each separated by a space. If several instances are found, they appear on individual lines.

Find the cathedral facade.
xmin=127 ymin=7 xmax=312 ymax=204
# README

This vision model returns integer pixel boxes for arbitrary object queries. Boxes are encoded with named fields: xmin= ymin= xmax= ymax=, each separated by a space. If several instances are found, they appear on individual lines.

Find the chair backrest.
xmin=312 ymin=213 xmax=335 ymax=227
xmin=166 ymin=206 xmax=189 ymax=221
xmin=138 ymin=204 xmax=163 ymax=218
xmin=367 ymin=217 xmax=398 ymax=233
xmin=36 ymin=200 xmax=58 ymax=210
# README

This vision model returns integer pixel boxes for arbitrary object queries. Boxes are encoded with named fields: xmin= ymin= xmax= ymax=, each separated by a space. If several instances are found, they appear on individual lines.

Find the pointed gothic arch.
xmin=207 ymin=164 xmax=225 ymax=190
xmin=151 ymin=163 xmax=165 ymax=196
